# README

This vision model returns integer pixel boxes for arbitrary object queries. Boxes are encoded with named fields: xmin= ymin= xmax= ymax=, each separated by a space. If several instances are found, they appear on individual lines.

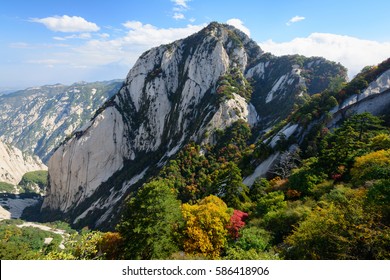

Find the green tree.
xmin=288 ymin=157 xmax=326 ymax=196
xmin=224 ymin=226 xmax=278 ymax=260
xmin=283 ymin=202 xmax=350 ymax=259
xmin=319 ymin=113 xmax=385 ymax=176
xmin=62 ymin=231 xmax=104 ymax=260
xmin=345 ymin=112 xmax=385 ymax=142
xmin=249 ymin=178 xmax=269 ymax=202
xmin=117 ymin=180 xmax=183 ymax=259
xmin=262 ymin=200 xmax=312 ymax=244
xmin=214 ymin=120 xmax=252 ymax=152
xmin=365 ymin=179 xmax=390 ymax=225
xmin=284 ymin=187 xmax=390 ymax=259
xmin=256 ymin=191 xmax=287 ymax=217
xmin=232 ymin=226 xmax=271 ymax=251
xmin=0 ymin=221 xmax=62 ymax=260
xmin=210 ymin=162 xmax=249 ymax=209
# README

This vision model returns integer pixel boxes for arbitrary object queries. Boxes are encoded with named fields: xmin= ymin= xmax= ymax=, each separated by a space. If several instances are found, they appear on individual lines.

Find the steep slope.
xmin=244 ymin=58 xmax=390 ymax=185
xmin=42 ymin=22 xmax=346 ymax=229
xmin=0 ymin=141 xmax=46 ymax=185
xmin=329 ymin=64 xmax=390 ymax=127
xmin=0 ymin=80 xmax=123 ymax=162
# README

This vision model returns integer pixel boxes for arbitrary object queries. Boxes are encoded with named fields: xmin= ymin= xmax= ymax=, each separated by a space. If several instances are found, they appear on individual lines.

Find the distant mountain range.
xmin=0 ymin=80 xmax=123 ymax=163
xmin=0 ymin=89 xmax=19 ymax=96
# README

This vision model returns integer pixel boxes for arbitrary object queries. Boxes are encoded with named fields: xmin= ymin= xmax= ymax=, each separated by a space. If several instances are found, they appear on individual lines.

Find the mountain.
xmin=248 ymin=53 xmax=346 ymax=127
xmin=0 ymin=141 xmax=46 ymax=186
xmin=0 ymin=88 xmax=18 ymax=96
xmin=41 ymin=22 xmax=347 ymax=229
xmin=244 ymin=58 xmax=390 ymax=185
xmin=0 ymin=80 xmax=123 ymax=163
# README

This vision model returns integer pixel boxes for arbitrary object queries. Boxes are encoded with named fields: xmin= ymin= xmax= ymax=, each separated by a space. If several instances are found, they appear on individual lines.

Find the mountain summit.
xmin=41 ymin=22 xmax=347 ymax=229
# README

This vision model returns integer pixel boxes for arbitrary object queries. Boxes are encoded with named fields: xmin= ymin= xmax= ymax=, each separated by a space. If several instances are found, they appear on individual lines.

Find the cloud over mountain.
xmin=227 ymin=19 xmax=250 ymax=37
xmin=261 ymin=33 xmax=390 ymax=78
xmin=31 ymin=15 xmax=100 ymax=33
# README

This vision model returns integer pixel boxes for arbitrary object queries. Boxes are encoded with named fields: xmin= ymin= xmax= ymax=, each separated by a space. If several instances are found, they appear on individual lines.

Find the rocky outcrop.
xmin=0 ymin=80 xmax=123 ymax=162
xmin=42 ymin=23 xmax=347 ymax=229
xmin=329 ymin=68 xmax=390 ymax=127
xmin=247 ymin=55 xmax=347 ymax=127
xmin=0 ymin=141 xmax=47 ymax=185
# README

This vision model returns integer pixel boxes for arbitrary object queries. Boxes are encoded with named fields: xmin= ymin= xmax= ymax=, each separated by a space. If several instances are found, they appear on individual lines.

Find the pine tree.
xmin=117 ymin=180 xmax=183 ymax=259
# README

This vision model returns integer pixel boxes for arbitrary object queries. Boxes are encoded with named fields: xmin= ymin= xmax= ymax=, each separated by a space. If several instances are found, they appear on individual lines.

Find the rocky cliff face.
xmin=42 ymin=23 xmax=346 ymax=229
xmin=0 ymin=141 xmax=46 ymax=185
xmin=329 ymin=68 xmax=390 ymax=127
xmin=0 ymin=80 xmax=123 ymax=163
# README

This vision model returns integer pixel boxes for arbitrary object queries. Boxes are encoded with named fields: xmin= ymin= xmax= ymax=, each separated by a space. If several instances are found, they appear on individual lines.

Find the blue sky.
xmin=1 ymin=0 xmax=390 ymax=89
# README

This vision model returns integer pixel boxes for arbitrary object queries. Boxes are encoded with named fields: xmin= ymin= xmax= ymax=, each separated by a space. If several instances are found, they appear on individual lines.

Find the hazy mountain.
xmin=0 ymin=80 xmax=123 ymax=163
xmin=0 ymin=140 xmax=46 ymax=185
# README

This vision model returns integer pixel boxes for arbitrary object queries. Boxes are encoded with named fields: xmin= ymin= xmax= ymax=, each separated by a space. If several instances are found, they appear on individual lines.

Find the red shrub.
xmin=227 ymin=209 xmax=248 ymax=239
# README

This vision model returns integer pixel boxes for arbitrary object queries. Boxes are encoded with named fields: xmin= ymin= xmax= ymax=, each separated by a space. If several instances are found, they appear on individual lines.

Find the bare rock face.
xmin=0 ymin=141 xmax=47 ymax=185
xmin=44 ymin=106 xmax=128 ymax=213
xmin=42 ymin=23 xmax=347 ymax=229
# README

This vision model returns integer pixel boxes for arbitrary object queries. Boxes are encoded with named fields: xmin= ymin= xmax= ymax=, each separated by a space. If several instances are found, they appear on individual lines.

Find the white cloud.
xmin=98 ymin=33 xmax=110 ymax=39
xmin=27 ymin=59 xmax=64 ymax=65
xmin=12 ymin=21 xmax=206 ymax=86
xmin=122 ymin=21 xmax=142 ymax=30
xmin=26 ymin=59 xmax=65 ymax=69
xmin=9 ymin=42 xmax=70 ymax=49
xmin=172 ymin=0 xmax=190 ymax=9
xmin=53 ymin=33 xmax=92 ymax=41
xmin=226 ymin=18 xmax=250 ymax=37
xmin=9 ymin=42 xmax=30 ymax=49
xmin=173 ymin=13 xmax=185 ymax=20
xmin=286 ymin=16 xmax=305 ymax=26
xmin=120 ymin=21 xmax=204 ymax=47
xmin=31 ymin=15 xmax=100 ymax=32
xmin=171 ymin=0 xmax=191 ymax=20
xmin=260 ymin=33 xmax=390 ymax=78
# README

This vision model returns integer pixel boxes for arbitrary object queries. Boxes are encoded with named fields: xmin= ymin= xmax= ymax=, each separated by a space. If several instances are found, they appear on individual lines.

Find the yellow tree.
xmin=182 ymin=195 xmax=231 ymax=259
xmin=351 ymin=149 xmax=390 ymax=185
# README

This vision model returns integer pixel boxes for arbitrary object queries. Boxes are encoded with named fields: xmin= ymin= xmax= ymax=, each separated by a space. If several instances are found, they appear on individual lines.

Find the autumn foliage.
xmin=351 ymin=149 xmax=390 ymax=184
xmin=181 ymin=195 xmax=231 ymax=259
xmin=227 ymin=210 xmax=248 ymax=239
